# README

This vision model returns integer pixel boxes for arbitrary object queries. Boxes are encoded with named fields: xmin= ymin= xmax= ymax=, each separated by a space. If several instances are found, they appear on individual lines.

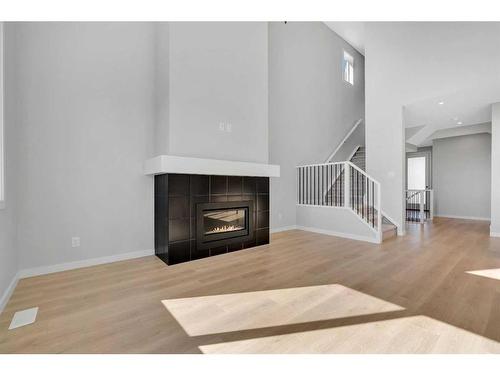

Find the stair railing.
xmin=405 ymin=189 xmax=433 ymax=223
xmin=325 ymin=119 xmax=363 ymax=163
xmin=297 ymin=161 xmax=382 ymax=241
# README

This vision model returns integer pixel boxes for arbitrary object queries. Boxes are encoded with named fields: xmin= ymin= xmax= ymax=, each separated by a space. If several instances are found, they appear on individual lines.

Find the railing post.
xmin=430 ymin=189 xmax=434 ymax=221
xmin=344 ymin=162 xmax=350 ymax=209
xmin=419 ymin=191 xmax=425 ymax=224
xmin=377 ymin=183 xmax=382 ymax=242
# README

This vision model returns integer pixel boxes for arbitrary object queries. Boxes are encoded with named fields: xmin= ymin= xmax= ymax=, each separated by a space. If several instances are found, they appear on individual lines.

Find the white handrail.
xmin=296 ymin=161 xmax=382 ymax=242
xmin=296 ymin=161 xmax=345 ymax=168
xmin=325 ymin=119 xmax=363 ymax=163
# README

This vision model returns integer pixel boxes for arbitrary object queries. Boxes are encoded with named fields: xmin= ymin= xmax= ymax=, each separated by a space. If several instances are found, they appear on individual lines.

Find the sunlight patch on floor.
xmin=466 ymin=268 xmax=500 ymax=281
xmin=198 ymin=315 xmax=500 ymax=354
xmin=162 ymin=284 xmax=404 ymax=337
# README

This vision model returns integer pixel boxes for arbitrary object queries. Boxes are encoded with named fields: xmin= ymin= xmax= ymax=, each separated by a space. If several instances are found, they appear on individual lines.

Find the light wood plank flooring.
xmin=1 ymin=217 xmax=500 ymax=353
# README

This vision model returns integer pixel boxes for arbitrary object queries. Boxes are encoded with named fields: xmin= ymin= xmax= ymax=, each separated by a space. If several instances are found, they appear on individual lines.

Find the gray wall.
xmin=167 ymin=22 xmax=269 ymax=163
xmin=11 ymin=23 xmax=156 ymax=269
xmin=0 ymin=24 xmax=19 ymax=304
xmin=269 ymin=22 xmax=365 ymax=229
xmin=433 ymin=133 xmax=491 ymax=219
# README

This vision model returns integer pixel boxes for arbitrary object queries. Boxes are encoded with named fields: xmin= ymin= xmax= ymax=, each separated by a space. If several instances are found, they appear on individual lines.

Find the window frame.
xmin=343 ymin=50 xmax=354 ymax=85
xmin=0 ymin=22 xmax=4 ymax=209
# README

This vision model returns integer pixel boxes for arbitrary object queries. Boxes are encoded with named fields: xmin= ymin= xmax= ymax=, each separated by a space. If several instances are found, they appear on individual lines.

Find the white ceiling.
xmin=324 ymin=22 xmax=365 ymax=55
xmin=405 ymin=82 xmax=500 ymax=146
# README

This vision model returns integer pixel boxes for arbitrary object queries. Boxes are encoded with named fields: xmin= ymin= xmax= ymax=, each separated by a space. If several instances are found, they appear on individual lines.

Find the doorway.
xmin=406 ymin=149 xmax=432 ymax=222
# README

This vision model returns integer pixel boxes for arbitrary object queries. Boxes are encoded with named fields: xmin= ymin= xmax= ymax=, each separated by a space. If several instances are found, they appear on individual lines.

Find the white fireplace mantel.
xmin=144 ymin=155 xmax=280 ymax=177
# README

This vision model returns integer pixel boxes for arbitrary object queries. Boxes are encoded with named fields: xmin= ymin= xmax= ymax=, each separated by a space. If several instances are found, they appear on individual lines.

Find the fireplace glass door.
xmin=196 ymin=201 xmax=254 ymax=249
xmin=204 ymin=208 xmax=246 ymax=235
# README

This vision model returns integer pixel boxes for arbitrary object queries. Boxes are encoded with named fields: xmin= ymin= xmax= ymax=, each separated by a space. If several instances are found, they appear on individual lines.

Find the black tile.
xmin=227 ymin=242 xmax=243 ymax=252
xmin=256 ymin=177 xmax=269 ymax=194
xmin=211 ymin=176 xmax=227 ymax=195
xmin=242 ymin=238 xmax=257 ymax=249
xmin=190 ymin=195 xmax=209 ymax=218
xmin=169 ymin=174 xmax=189 ymax=196
xmin=190 ymin=217 xmax=196 ymax=240
xmin=211 ymin=195 xmax=228 ymax=203
xmin=242 ymin=177 xmax=256 ymax=194
xmin=169 ymin=196 xmax=189 ymax=219
xmin=257 ymin=194 xmax=269 ymax=212
xmin=190 ymin=240 xmax=209 ymax=260
xmin=156 ymin=253 xmax=169 ymax=265
xmin=210 ymin=245 xmax=227 ymax=256
xmin=155 ymin=174 xmax=169 ymax=196
xmin=256 ymin=229 xmax=270 ymax=246
xmin=168 ymin=241 xmax=191 ymax=264
xmin=155 ymin=194 xmax=169 ymax=220
xmin=228 ymin=176 xmax=242 ymax=195
xmin=169 ymin=218 xmax=190 ymax=242
xmin=257 ymin=210 xmax=269 ymax=229
xmin=190 ymin=175 xmax=209 ymax=196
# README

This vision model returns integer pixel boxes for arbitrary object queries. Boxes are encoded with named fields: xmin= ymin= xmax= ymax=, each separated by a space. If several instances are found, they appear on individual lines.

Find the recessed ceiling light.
xmin=457 ymin=121 xmax=463 ymax=125
xmin=438 ymin=101 xmax=444 ymax=105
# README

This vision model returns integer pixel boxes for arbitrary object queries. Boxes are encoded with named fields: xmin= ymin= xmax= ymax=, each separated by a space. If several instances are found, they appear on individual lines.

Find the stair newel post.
xmin=344 ymin=162 xmax=350 ymax=209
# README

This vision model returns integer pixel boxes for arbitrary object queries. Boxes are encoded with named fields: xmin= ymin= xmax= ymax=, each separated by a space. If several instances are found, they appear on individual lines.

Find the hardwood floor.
xmin=1 ymin=217 xmax=500 ymax=353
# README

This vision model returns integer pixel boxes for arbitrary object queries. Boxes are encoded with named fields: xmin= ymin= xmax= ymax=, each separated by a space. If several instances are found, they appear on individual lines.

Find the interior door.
xmin=406 ymin=150 xmax=432 ymax=204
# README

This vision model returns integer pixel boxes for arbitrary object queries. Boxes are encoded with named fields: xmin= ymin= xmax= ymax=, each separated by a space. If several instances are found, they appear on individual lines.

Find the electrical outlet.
xmin=71 ymin=237 xmax=80 ymax=248
xmin=219 ymin=122 xmax=225 ymax=132
xmin=226 ymin=123 xmax=232 ymax=132
xmin=278 ymin=213 xmax=283 ymax=221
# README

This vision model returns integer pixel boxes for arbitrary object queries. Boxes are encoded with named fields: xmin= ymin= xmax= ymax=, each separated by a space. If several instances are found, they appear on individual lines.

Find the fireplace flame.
xmin=206 ymin=225 xmax=244 ymax=234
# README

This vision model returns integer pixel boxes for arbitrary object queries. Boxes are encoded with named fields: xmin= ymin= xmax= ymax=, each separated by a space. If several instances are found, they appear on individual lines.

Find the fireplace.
xmin=196 ymin=201 xmax=254 ymax=249
xmin=154 ymin=173 xmax=269 ymax=265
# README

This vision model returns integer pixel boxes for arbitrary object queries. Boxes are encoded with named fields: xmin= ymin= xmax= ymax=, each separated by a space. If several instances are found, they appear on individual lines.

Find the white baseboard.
xmin=296 ymin=225 xmax=381 ymax=244
xmin=270 ymin=225 xmax=297 ymax=233
xmin=0 ymin=272 xmax=20 ymax=314
xmin=490 ymin=231 xmax=500 ymax=238
xmin=435 ymin=214 xmax=490 ymax=222
xmin=19 ymin=249 xmax=155 ymax=279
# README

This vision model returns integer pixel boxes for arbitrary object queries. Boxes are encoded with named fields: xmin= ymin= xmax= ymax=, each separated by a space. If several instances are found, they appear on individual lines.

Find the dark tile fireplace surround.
xmin=155 ymin=174 xmax=270 ymax=265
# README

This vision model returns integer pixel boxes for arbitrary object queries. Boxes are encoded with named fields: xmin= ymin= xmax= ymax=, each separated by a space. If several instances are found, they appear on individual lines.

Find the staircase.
xmin=350 ymin=146 xmax=366 ymax=170
xmin=297 ymin=161 xmax=383 ymax=243
xmin=296 ymin=120 xmax=397 ymax=244
xmin=349 ymin=146 xmax=397 ymax=241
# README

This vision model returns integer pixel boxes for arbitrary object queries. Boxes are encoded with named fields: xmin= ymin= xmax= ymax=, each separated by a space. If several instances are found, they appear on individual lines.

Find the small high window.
xmin=343 ymin=51 xmax=354 ymax=85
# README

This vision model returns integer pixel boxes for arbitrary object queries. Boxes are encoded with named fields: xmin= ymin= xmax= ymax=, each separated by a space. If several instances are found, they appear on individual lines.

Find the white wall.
xmin=296 ymin=206 xmax=378 ymax=243
xmin=11 ymin=23 xmax=156 ymax=270
xmin=154 ymin=23 xmax=170 ymax=156
xmin=365 ymin=22 xmax=500 ymax=232
xmin=0 ymin=24 xmax=19 ymax=307
xmin=330 ymin=121 xmax=365 ymax=163
xmin=269 ymin=22 xmax=365 ymax=230
xmin=433 ymin=133 xmax=491 ymax=220
xmin=167 ymin=22 xmax=269 ymax=164
xmin=491 ymin=103 xmax=500 ymax=235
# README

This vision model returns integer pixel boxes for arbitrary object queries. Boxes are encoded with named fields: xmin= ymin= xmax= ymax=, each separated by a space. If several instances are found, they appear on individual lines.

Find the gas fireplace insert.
xmin=196 ymin=201 xmax=254 ymax=249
